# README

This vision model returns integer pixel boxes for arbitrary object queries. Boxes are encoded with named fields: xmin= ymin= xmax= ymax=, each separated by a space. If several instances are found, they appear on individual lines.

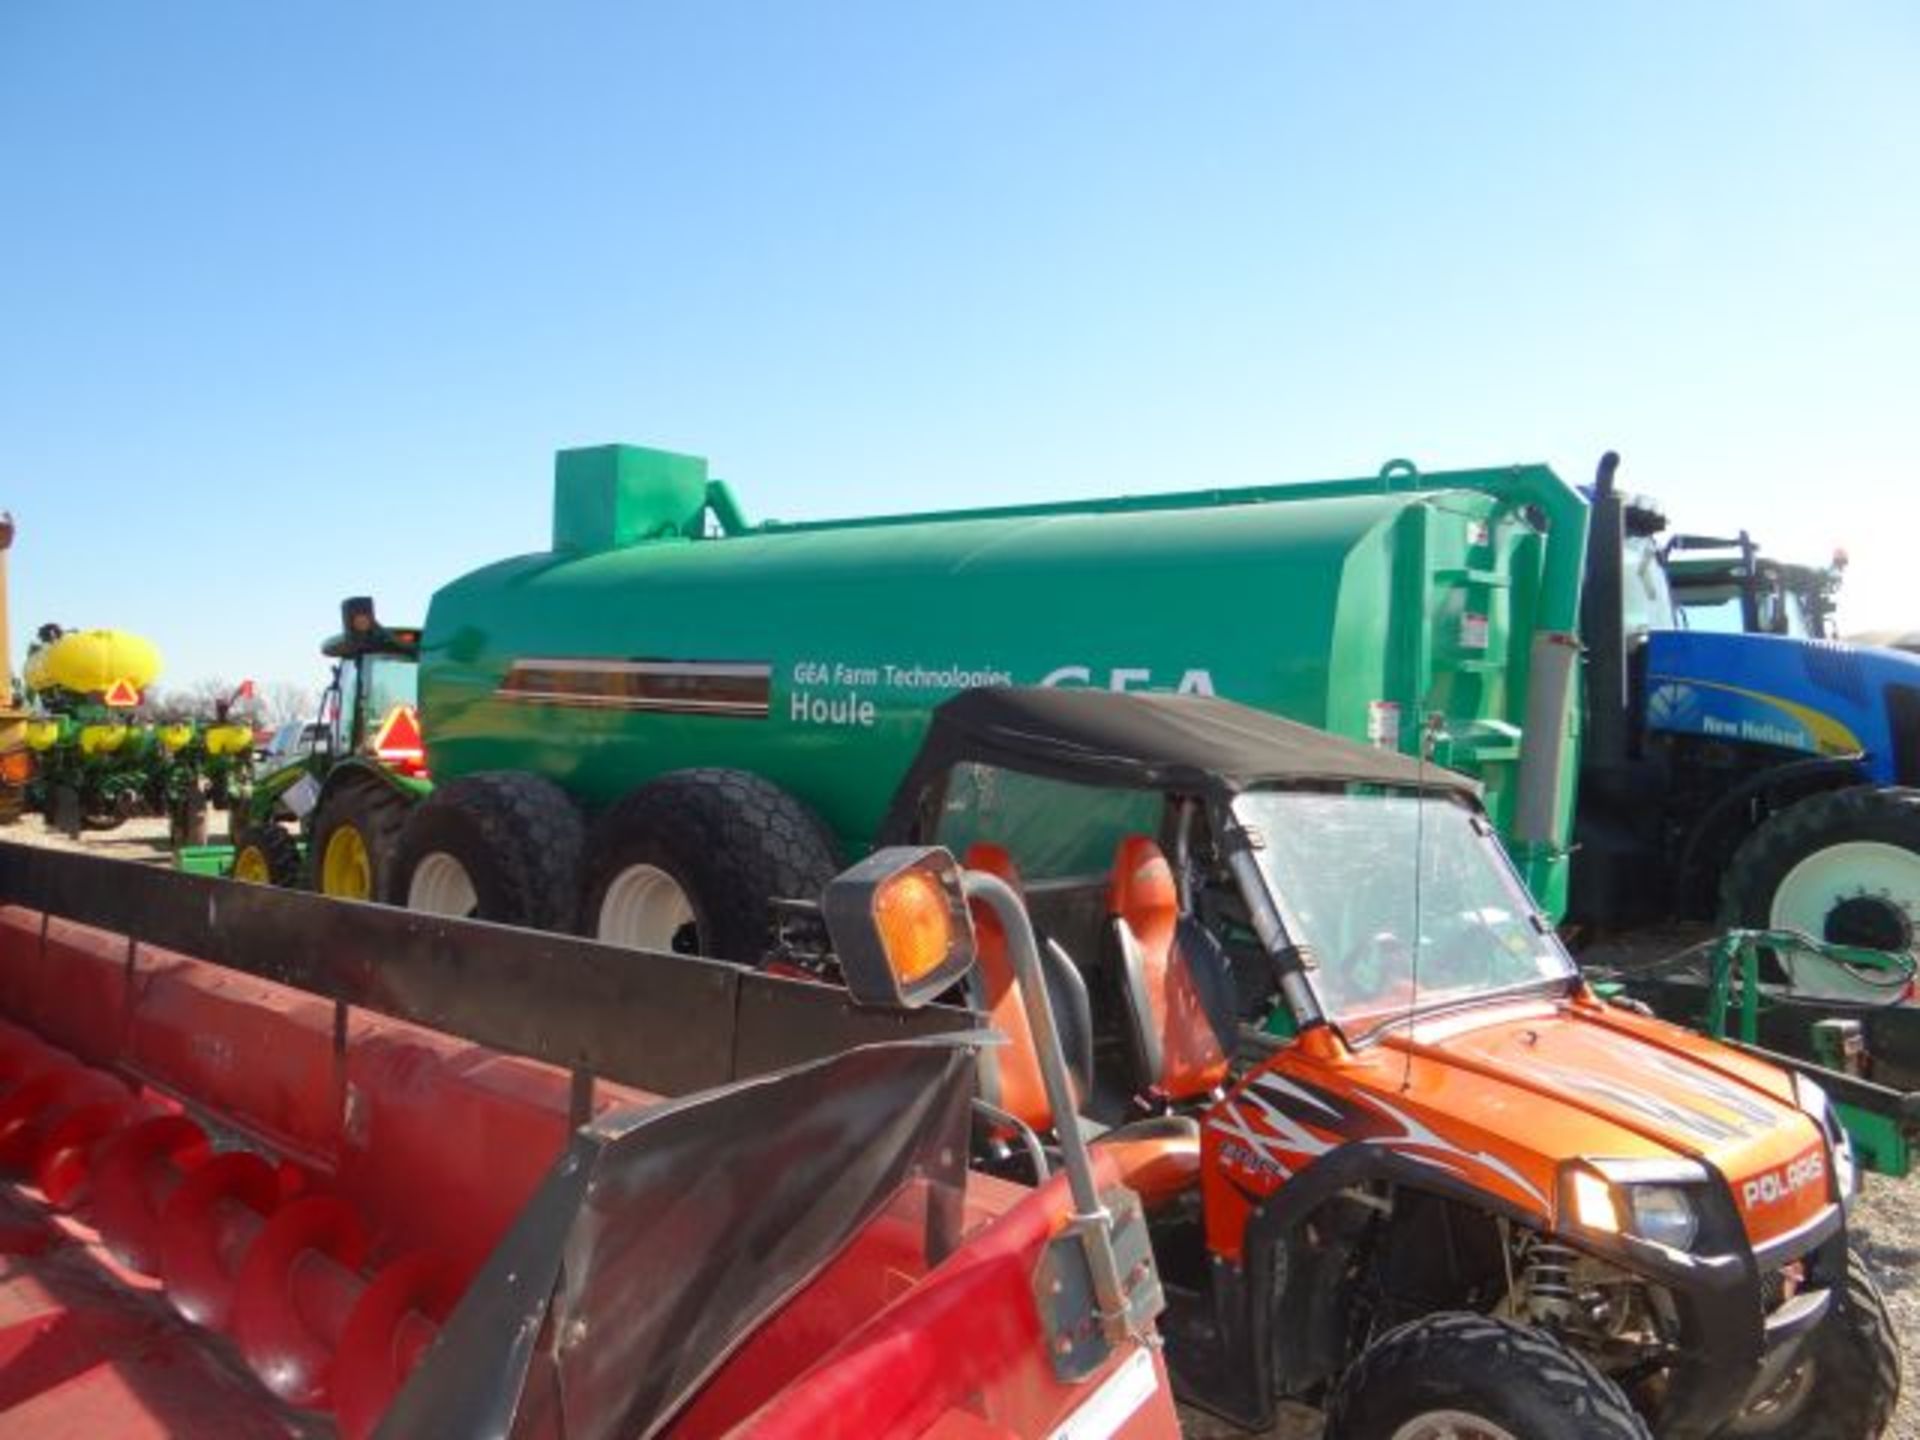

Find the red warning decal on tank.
xmin=1367 ymin=700 xmax=1401 ymax=749
xmin=498 ymin=659 xmax=772 ymax=717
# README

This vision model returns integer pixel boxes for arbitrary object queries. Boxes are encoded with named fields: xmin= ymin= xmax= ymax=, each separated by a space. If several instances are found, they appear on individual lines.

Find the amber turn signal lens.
xmin=873 ymin=869 xmax=954 ymax=984
xmin=0 ymin=750 xmax=31 ymax=784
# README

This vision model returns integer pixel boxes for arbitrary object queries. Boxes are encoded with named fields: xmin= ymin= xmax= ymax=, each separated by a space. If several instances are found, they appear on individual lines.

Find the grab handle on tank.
xmin=1378 ymin=458 xmax=1422 ymax=491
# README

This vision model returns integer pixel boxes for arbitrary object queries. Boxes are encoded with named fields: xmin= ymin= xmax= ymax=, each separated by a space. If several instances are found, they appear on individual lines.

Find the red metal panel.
xmin=330 ymin=1019 xmax=656 ymax=1273
xmin=681 ymin=1156 xmax=1179 ymax=1440
xmin=0 ymin=913 xmax=129 ymax=1069
xmin=124 ymin=945 xmax=343 ymax=1171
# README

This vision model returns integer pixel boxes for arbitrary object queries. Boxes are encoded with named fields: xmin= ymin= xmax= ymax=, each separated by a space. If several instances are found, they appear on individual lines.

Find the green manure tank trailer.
xmin=390 ymin=443 xmax=1588 ymax=957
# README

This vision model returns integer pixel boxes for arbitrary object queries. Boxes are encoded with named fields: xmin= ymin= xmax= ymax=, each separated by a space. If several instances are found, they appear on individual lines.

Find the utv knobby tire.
xmin=582 ymin=768 xmax=840 ymax=963
xmin=309 ymin=778 xmax=411 ymax=902
xmin=230 ymin=823 xmax=303 ymax=888
xmin=1719 ymin=786 xmax=1920 ymax=950
xmin=1324 ymin=1312 xmax=1650 ymax=1440
xmin=390 ymin=772 xmax=584 ymax=931
xmin=1723 ymin=1246 xmax=1900 ymax=1440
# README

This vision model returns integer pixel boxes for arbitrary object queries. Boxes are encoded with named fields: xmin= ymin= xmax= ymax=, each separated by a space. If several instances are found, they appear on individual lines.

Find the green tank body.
xmin=423 ymin=446 xmax=1589 ymax=915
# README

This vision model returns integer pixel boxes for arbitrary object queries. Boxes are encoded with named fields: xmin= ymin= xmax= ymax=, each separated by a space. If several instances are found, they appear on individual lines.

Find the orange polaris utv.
xmin=862 ymin=688 xmax=1900 ymax=1440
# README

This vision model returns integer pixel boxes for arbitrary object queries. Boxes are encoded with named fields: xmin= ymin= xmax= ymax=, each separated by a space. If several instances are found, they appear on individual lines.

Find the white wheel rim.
xmin=1390 ymin=1413 xmax=1518 ymax=1440
xmin=597 ymin=864 xmax=698 ymax=951
xmin=408 ymin=852 xmax=480 ymax=918
xmin=1771 ymin=841 xmax=1920 ymax=948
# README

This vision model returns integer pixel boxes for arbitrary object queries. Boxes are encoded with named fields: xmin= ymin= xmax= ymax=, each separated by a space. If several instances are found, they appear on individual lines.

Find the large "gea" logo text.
xmin=1040 ymin=666 xmax=1217 ymax=695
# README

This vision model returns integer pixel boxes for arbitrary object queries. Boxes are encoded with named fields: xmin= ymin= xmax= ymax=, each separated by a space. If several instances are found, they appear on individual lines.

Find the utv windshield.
xmin=1235 ymin=789 xmax=1577 ymax=1041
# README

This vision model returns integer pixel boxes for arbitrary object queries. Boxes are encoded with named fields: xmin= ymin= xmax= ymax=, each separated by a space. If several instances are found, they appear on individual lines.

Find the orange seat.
xmin=1107 ymin=835 xmax=1232 ymax=1103
xmin=963 ymin=844 xmax=1054 ymax=1134
xmin=1091 ymin=1114 xmax=1203 ymax=1210
xmin=963 ymin=843 xmax=1200 ymax=1210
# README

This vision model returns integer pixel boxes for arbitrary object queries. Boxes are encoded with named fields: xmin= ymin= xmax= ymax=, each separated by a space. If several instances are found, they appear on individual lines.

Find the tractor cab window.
xmin=1234 ymin=788 xmax=1576 ymax=1042
xmin=337 ymin=655 xmax=420 ymax=752
xmin=331 ymin=663 xmax=356 ymax=752
xmin=1623 ymin=536 xmax=1679 ymax=636
xmin=933 ymin=763 xmax=1162 ymax=882
xmin=1676 ymin=581 xmax=1744 ymax=634
xmin=1756 ymin=577 xmax=1813 ymax=638
xmin=361 ymin=656 xmax=419 ymax=749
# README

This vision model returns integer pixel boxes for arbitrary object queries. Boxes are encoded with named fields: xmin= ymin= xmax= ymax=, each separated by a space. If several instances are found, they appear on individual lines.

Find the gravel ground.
xmin=3 ymin=810 xmax=179 ymax=860
xmin=10 ymin=823 xmax=1918 ymax=1436
xmin=1857 ymin=1176 xmax=1920 ymax=1440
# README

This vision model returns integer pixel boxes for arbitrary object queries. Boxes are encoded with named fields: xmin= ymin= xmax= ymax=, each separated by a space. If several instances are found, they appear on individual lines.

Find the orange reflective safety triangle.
xmin=374 ymin=704 xmax=425 ymax=760
xmin=102 ymin=679 xmax=141 ymax=708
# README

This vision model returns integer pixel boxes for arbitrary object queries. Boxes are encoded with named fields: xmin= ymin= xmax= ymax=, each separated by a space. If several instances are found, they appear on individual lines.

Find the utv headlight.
xmin=1626 ymin=1185 xmax=1700 ymax=1252
xmin=1562 ymin=1159 xmax=1708 ymax=1253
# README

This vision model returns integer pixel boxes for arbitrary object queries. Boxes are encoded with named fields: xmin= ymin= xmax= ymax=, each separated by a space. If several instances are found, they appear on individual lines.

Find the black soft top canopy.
xmin=881 ymin=688 xmax=1479 ymax=841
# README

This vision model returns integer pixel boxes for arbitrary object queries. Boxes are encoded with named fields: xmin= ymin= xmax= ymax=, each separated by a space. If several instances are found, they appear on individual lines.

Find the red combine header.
xmin=0 ymin=842 xmax=1180 ymax=1439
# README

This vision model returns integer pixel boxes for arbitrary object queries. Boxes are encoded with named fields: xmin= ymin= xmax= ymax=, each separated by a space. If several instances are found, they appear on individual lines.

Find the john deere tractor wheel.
xmin=581 ymin=768 xmax=839 ymax=962
xmin=391 ymin=772 xmax=583 ymax=930
xmin=230 ymin=824 xmax=302 ymax=888
xmin=1721 ymin=787 xmax=1920 ymax=952
xmin=1325 ymin=1313 xmax=1650 ymax=1440
xmin=309 ymin=781 xmax=410 ymax=902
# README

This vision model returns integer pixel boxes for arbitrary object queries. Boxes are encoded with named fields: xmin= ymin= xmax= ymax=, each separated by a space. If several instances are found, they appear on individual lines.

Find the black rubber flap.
xmin=374 ymin=1033 xmax=976 ymax=1440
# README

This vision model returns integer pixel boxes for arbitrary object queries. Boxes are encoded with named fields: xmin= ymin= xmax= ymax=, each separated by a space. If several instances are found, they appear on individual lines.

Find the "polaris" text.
xmin=1741 ymin=1151 xmax=1825 ymax=1209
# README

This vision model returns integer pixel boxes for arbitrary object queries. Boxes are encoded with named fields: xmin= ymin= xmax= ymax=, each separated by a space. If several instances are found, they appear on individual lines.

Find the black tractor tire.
xmin=1719 ymin=786 xmax=1920 ymax=951
xmin=581 ymin=768 xmax=840 ymax=962
xmin=230 ymin=823 xmax=303 ymax=888
xmin=1325 ymin=1312 xmax=1651 ymax=1440
xmin=168 ymin=790 xmax=209 ymax=850
xmin=1722 ymin=1247 xmax=1899 ymax=1439
xmin=389 ymin=772 xmax=584 ymax=930
xmin=49 ymin=783 xmax=83 ymax=839
xmin=308 ymin=778 xmax=412 ymax=902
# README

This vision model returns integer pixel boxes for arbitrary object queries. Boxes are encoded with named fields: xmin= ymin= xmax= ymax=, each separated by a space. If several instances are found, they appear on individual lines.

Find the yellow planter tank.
xmin=204 ymin=724 xmax=255 ymax=758
xmin=24 ymin=629 xmax=162 ymax=700
xmin=78 ymin=725 xmax=129 ymax=757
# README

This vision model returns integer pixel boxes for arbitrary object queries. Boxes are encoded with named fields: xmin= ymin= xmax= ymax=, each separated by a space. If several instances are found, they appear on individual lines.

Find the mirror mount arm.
xmin=961 ymin=871 xmax=1132 ymax=1331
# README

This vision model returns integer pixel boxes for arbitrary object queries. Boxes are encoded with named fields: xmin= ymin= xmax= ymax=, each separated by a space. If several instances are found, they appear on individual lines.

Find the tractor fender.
xmin=316 ymin=756 xmax=432 ymax=811
xmin=247 ymin=760 xmax=315 ymax=820
xmin=1187 ymin=1142 xmax=1549 ymax=1430
xmin=1675 ymin=756 xmax=1869 ymax=913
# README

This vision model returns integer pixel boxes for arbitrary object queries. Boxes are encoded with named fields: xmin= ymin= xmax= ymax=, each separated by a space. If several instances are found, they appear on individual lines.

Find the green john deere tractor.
xmin=218 ymin=598 xmax=427 ymax=895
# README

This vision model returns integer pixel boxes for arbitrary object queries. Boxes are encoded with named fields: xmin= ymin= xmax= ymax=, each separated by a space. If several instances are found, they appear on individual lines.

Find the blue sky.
xmin=3 ymin=3 xmax=1915 ymax=690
